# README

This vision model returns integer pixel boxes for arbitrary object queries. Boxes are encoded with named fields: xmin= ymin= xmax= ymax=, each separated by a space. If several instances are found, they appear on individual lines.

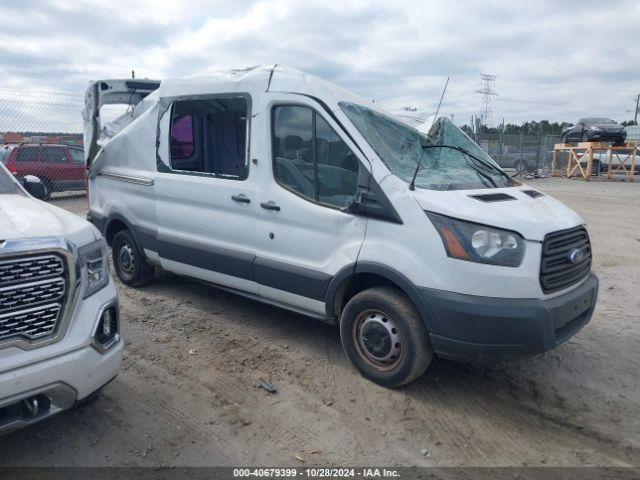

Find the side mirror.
xmin=22 ymin=175 xmax=47 ymax=200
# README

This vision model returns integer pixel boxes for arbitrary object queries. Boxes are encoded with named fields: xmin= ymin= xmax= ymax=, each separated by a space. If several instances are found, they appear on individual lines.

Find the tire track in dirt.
xmin=407 ymin=363 xmax=635 ymax=466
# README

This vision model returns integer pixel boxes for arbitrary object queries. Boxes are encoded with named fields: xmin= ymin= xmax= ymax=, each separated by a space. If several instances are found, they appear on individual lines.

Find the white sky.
xmin=0 ymin=0 xmax=639 ymax=129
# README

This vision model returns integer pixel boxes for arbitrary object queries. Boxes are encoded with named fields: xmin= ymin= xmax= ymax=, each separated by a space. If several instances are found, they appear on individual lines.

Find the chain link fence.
xmin=473 ymin=131 xmax=562 ymax=176
xmin=0 ymin=87 xmax=127 ymax=200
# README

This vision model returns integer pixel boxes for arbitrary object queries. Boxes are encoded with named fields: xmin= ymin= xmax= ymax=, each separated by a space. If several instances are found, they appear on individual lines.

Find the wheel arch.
xmin=104 ymin=213 xmax=147 ymax=261
xmin=325 ymin=262 xmax=439 ymax=334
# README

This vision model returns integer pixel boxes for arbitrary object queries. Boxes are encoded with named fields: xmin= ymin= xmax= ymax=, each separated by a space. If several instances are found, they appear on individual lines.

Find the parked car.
xmin=561 ymin=118 xmax=626 ymax=144
xmin=492 ymin=149 xmax=540 ymax=174
xmin=0 ymin=163 xmax=121 ymax=435
xmin=84 ymin=67 xmax=598 ymax=387
xmin=588 ymin=146 xmax=640 ymax=173
xmin=4 ymin=144 xmax=86 ymax=200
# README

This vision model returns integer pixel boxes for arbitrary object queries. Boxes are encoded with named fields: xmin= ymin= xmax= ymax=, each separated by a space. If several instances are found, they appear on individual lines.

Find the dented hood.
xmin=0 ymin=194 xmax=97 ymax=246
xmin=411 ymin=186 xmax=584 ymax=241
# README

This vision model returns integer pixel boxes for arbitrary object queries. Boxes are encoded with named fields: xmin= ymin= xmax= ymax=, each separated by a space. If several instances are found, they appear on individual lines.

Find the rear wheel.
xmin=339 ymin=286 xmax=432 ymax=387
xmin=112 ymin=229 xmax=154 ymax=287
xmin=40 ymin=178 xmax=52 ymax=201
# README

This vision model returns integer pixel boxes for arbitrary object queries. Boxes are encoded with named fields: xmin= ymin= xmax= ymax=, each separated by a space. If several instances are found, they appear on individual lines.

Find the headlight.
xmin=589 ymin=125 xmax=601 ymax=131
xmin=78 ymin=238 xmax=109 ymax=298
xmin=426 ymin=212 xmax=525 ymax=267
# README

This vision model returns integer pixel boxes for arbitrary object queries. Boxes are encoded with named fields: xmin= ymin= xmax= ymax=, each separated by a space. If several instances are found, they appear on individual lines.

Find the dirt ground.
xmin=1 ymin=178 xmax=639 ymax=467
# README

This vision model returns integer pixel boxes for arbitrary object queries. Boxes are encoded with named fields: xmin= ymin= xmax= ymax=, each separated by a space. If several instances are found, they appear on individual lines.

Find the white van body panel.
xmin=411 ymin=186 xmax=584 ymax=242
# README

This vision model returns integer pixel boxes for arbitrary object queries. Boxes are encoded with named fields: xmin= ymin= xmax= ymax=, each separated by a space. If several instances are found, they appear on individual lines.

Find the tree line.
xmin=460 ymin=119 xmax=638 ymax=136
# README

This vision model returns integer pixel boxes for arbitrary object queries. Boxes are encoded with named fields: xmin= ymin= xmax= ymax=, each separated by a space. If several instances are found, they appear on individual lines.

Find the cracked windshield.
xmin=340 ymin=102 xmax=517 ymax=190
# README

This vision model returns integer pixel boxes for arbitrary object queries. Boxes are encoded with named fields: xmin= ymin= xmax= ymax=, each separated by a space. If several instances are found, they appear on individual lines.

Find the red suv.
xmin=3 ymin=144 xmax=85 ymax=199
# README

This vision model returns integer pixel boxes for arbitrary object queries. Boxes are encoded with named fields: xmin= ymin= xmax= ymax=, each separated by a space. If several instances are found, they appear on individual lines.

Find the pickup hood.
xmin=412 ymin=186 xmax=584 ymax=241
xmin=0 ymin=194 xmax=97 ymax=246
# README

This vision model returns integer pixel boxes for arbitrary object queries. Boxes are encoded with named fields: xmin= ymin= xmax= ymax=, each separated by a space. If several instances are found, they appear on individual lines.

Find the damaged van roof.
xmin=84 ymin=65 xmax=379 ymax=166
xmin=157 ymin=65 xmax=373 ymax=109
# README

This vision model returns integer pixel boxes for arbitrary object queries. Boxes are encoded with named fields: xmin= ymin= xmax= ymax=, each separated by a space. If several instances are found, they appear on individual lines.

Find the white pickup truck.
xmin=0 ymin=165 xmax=121 ymax=434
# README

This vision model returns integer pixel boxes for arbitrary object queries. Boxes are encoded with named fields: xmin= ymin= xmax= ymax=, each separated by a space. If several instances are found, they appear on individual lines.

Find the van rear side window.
xmin=169 ymin=97 xmax=248 ymax=179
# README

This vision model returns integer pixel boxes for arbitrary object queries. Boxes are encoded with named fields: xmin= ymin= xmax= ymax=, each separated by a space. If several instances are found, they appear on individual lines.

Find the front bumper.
xmin=586 ymin=131 xmax=626 ymax=143
xmin=422 ymin=273 xmax=599 ymax=363
xmin=0 ymin=339 xmax=122 ymax=435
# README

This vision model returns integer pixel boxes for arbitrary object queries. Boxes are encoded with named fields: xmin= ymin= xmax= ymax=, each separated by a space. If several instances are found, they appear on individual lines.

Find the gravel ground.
xmin=1 ymin=178 xmax=639 ymax=467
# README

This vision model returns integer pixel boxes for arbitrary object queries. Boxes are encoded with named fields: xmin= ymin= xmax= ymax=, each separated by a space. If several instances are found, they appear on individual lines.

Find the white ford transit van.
xmin=84 ymin=66 xmax=597 ymax=387
xmin=0 ymin=165 xmax=121 ymax=434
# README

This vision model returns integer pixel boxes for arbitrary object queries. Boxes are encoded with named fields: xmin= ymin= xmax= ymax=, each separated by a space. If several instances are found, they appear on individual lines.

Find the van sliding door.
xmin=154 ymin=94 xmax=258 ymax=293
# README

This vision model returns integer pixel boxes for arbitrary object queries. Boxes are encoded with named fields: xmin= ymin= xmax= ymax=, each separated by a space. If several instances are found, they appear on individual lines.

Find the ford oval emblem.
xmin=568 ymin=248 xmax=585 ymax=264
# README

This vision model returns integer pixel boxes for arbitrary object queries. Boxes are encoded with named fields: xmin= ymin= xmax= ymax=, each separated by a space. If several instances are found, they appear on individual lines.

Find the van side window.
xmin=273 ymin=106 xmax=359 ymax=208
xmin=169 ymin=97 xmax=248 ymax=179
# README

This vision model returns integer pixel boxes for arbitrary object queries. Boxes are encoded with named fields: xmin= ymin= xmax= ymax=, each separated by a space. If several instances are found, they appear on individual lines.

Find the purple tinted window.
xmin=170 ymin=114 xmax=194 ymax=159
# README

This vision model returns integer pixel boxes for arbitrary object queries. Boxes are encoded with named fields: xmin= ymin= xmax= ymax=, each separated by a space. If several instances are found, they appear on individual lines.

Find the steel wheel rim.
xmin=118 ymin=243 xmax=135 ymax=277
xmin=353 ymin=309 xmax=403 ymax=372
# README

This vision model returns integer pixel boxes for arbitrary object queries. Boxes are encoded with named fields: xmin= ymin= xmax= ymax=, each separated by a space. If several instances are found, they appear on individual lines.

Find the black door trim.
xmin=156 ymin=234 xmax=332 ymax=302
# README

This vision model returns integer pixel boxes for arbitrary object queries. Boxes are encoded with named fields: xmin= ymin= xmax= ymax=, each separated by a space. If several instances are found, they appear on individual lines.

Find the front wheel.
xmin=112 ymin=229 xmax=154 ymax=287
xmin=339 ymin=286 xmax=433 ymax=387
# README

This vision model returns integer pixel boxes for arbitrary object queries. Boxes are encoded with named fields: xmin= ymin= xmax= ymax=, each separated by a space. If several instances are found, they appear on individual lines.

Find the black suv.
xmin=561 ymin=118 xmax=626 ymax=144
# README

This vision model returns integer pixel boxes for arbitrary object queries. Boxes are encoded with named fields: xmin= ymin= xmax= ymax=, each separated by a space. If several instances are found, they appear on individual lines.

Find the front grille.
xmin=0 ymin=254 xmax=67 ymax=344
xmin=540 ymin=226 xmax=591 ymax=294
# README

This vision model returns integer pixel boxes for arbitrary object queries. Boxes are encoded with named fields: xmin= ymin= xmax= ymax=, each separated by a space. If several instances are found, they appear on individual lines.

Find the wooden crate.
xmin=552 ymin=142 xmax=636 ymax=181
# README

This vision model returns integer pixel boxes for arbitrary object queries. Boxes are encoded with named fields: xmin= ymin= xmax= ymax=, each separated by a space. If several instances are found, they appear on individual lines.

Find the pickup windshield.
xmin=340 ymin=102 xmax=516 ymax=191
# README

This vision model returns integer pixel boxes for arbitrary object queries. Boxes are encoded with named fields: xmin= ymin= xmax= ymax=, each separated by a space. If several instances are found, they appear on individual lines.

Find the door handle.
xmin=231 ymin=194 xmax=251 ymax=204
xmin=260 ymin=201 xmax=281 ymax=211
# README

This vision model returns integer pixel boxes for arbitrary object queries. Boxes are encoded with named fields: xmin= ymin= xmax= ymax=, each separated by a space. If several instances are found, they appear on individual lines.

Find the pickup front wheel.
xmin=112 ymin=229 xmax=154 ymax=287
xmin=339 ymin=286 xmax=433 ymax=387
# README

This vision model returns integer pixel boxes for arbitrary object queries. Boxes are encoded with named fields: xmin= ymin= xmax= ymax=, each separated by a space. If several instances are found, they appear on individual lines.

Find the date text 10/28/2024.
xmin=233 ymin=468 xmax=401 ymax=478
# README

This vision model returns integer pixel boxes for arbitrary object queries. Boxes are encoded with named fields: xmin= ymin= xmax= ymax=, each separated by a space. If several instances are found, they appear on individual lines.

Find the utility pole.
xmin=634 ymin=94 xmax=639 ymax=124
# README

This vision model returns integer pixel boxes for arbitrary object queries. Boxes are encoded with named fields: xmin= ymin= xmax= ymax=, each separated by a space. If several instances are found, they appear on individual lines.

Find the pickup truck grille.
xmin=0 ymin=254 xmax=67 ymax=343
xmin=540 ymin=226 xmax=591 ymax=294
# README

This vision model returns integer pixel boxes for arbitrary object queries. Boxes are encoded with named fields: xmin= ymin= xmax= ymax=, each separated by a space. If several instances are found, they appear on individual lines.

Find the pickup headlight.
xmin=78 ymin=238 xmax=109 ymax=298
xmin=427 ymin=212 xmax=525 ymax=267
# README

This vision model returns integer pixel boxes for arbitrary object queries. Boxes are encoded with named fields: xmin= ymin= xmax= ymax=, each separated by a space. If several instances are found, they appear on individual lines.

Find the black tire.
xmin=514 ymin=160 xmax=528 ymax=175
xmin=40 ymin=178 xmax=52 ymax=201
xmin=112 ymin=229 xmax=154 ymax=287
xmin=339 ymin=286 xmax=433 ymax=387
xmin=582 ymin=131 xmax=590 ymax=142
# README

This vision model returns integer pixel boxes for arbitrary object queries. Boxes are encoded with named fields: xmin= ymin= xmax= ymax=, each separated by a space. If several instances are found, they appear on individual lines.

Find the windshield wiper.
xmin=409 ymin=144 xmax=506 ymax=191
xmin=409 ymin=144 xmax=440 ymax=191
